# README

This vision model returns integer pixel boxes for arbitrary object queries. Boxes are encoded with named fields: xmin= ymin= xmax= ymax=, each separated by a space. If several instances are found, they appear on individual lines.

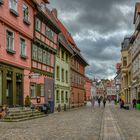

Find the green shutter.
xmin=36 ymin=84 xmax=41 ymax=97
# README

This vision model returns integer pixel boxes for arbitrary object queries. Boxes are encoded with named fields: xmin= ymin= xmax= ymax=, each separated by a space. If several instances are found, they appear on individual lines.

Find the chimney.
xmin=51 ymin=8 xmax=57 ymax=18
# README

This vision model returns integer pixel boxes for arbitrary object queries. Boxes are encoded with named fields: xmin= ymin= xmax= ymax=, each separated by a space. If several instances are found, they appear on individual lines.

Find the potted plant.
xmin=25 ymin=95 xmax=31 ymax=107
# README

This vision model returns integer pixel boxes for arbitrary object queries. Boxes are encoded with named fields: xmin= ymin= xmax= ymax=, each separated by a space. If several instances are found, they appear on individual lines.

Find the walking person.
xmin=132 ymin=98 xmax=137 ymax=109
xmin=103 ymin=98 xmax=106 ymax=108
xmin=98 ymin=98 xmax=101 ymax=107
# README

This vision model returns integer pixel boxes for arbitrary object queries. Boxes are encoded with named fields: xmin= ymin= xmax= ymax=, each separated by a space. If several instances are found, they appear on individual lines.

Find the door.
xmin=16 ymin=82 xmax=23 ymax=106
xmin=6 ymin=80 xmax=13 ymax=106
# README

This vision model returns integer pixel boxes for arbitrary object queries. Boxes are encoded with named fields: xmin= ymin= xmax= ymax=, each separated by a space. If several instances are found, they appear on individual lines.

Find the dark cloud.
xmin=48 ymin=0 xmax=137 ymax=79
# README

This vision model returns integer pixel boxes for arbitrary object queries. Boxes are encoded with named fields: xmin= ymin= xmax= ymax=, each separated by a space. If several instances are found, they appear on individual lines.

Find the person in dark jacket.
xmin=132 ymin=98 xmax=137 ymax=108
xmin=98 ymin=98 xmax=101 ymax=107
xmin=103 ymin=98 xmax=106 ymax=108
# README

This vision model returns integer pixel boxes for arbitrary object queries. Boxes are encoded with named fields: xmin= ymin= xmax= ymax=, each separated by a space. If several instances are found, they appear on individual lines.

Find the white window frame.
xmin=20 ymin=38 xmax=26 ymax=56
xmin=23 ymin=3 xmax=29 ymax=21
xmin=6 ymin=29 xmax=14 ymax=51
xmin=30 ymin=84 xmax=36 ymax=98
xmin=9 ymin=0 xmax=18 ymax=12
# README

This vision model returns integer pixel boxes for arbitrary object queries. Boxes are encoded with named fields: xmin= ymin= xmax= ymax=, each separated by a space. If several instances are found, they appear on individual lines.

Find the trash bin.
xmin=136 ymin=104 xmax=140 ymax=110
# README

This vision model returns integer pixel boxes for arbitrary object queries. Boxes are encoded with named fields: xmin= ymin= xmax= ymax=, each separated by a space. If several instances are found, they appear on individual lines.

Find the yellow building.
xmin=121 ymin=37 xmax=131 ymax=104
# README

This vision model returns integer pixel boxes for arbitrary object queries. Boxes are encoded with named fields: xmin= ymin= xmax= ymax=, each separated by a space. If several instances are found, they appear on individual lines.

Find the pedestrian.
xmin=103 ymin=98 xmax=106 ymax=108
xmin=132 ymin=98 xmax=137 ymax=109
xmin=98 ymin=98 xmax=101 ymax=107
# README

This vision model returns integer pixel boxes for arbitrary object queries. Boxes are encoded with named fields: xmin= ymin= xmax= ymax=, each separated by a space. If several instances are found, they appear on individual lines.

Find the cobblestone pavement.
xmin=111 ymin=104 xmax=140 ymax=140
xmin=1 ymin=103 xmax=140 ymax=140
xmin=0 ymin=102 xmax=104 ymax=140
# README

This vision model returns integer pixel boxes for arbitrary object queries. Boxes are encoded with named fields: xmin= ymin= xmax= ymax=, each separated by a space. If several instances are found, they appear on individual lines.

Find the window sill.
xmin=0 ymin=0 xmax=4 ymax=5
xmin=10 ymin=8 xmax=19 ymax=17
xmin=20 ymin=55 xmax=28 ymax=59
xmin=23 ymin=18 xmax=31 ymax=25
xmin=6 ymin=49 xmax=16 ymax=54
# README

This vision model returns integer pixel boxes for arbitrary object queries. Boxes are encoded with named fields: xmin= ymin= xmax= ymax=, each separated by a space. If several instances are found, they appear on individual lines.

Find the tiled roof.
xmin=52 ymin=15 xmax=88 ymax=65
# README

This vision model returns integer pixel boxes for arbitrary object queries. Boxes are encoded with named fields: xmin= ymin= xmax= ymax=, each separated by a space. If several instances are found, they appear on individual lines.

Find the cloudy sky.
xmin=49 ymin=0 xmax=137 ymax=80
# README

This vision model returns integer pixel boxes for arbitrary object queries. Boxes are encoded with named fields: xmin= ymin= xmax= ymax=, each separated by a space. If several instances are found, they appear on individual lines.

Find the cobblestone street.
xmin=0 ymin=103 xmax=140 ymax=140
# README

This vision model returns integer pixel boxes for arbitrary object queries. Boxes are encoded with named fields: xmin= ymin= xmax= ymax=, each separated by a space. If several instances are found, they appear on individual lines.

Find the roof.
xmin=52 ymin=13 xmax=88 ymax=65
xmin=32 ymin=0 xmax=60 ymax=34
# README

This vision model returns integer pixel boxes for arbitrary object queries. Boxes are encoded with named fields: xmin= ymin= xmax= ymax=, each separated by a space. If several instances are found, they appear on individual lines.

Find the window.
xmin=56 ymin=90 xmax=59 ymax=103
xmin=23 ymin=4 xmax=29 ymax=21
xmin=123 ymin=57 xmax=127 ymax=66
xmin=66 ymin=71 xmax=68 ymax=83
xmin=35 ymin=18 xmax=41 ymax=31
xmin=62 ymin=68 xmax=64 ymax=82
xmin=47 ymin=51 xmax=51 ymax=65
xmin=40 ymin=84 xmax=44 ymax=96
xmin=32 ymin=44 xmax=37 ymax=60
xmin=43 ymin=50 xmax=47 ymax=64
xmin=56 ymin=66 xmax=60 ymax=80
xmin=61 ymin=91 xmax=64 ymax=103
xmin=61 ymin=50 xmax=64 ymax=60
xmin=65 ymin=92 xmax=68 ymax=103
xmin=30 ymin=84 xmax=36 ymax=98
xmin=66 ymin=54 xmax=68 ymax=62
xmin=6 ymin=30 xmax=14 ymax=51
xmin=20 ymin=38 xmax=26 ymax=56
xmin=9 ymin=0 xmax=17 ymax=12
xmin=38 ymin=47 xmax=42 ymax=62
xmin=46 ymin=26 xmax=54 ymax=40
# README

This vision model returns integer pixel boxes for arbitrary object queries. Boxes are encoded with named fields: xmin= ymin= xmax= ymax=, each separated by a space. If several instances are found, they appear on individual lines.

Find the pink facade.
xmin=0 ymin=0 xmax=34 ymax=106
xmin=84 ymin=77 xmax=92 ymax=101
xmin=0 ymin=0 xmax=59 ymax=107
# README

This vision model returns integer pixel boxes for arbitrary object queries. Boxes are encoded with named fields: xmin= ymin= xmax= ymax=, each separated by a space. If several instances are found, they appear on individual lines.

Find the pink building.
xmin=30 ymin=0 xmax=60 ymax=111
xmin=84 ymin=77 xmax=92 ymax=101
xmin=0 ymin=0 xmax=60 ymax=109
xmin=0 ymin=0 xmax=34 ymax=106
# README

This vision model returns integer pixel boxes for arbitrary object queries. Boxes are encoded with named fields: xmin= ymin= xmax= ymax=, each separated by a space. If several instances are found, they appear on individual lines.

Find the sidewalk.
xmin=100 ymin=104 xmax=125 ymax=140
